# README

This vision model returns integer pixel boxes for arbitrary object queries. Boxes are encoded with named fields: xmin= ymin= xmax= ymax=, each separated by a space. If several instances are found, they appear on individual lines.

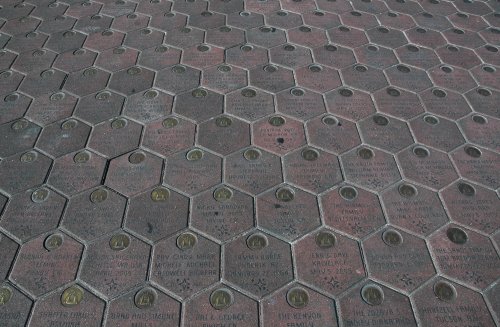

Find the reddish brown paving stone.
xmin=111 ymin=12 xmax=149 ymax=32
xmin=450 ymin=145 xmax=500 ymax=189
xmin=288 ymin=25 xmax=329 ymax=48
xmin=122 ymin=89 xmax=173 ymax=123
xmin=225 ymin=44 xmax=269 ymax=69
xmin=340 ymin=11 xmax=379 ymax=30
xmin=181 ymin=44 xmax=224 ymax=69
xmin=29 ymin=284 xmax=105 ymax=327
xmin=376 ymin=11 xmax=416 ymax=30
xmin=366 ymin=25 xmax=409 ymax=49
xmin=36 ymin=118 xmax=91 ymax=158
xmin=381 ymin=182 xmax=448 ymax=236
xmin=283 ymin=147 xmax=342 ymax=194
xmin=1 ymin=16 xmax=41 ymax=36
xmin=436 ymin=44 xmax=482 ymax=70
xmin=0 ymin=233 xmax=19 ymax=280
xmin=224 ymin=231 xmax=293 ymax=297
xmin=84 ymin=30 xmax=125 ymax=52
xmin=363 ymin=228 xmax=436 ymax=293
xmin=419 ymin=88 xmax=472 ymax=120
xmin=384 ymin=64 xmax=433 ymax=92
xmin=173 ymin=0 xmax=207 ymax=15
xmin=429 ymin=224 xmax=500 ymax=289
xmin=151 ymin=231 xmax=220 ymax=299
xmin=45 ymin=30 xmax=87 ymax=54
xmin=265 ymin=10 xmax=303 ymax=30
xmin=470 ymin=64 xmax=499 ymax=91
xmin=10 ymin=232 xmax=83 ymax=297
xmin=150 ymin=12 xmax=187 ymax=32
xmin=19 ymin=69 xmax=66 ymax=98
xmin=106 ymin=286 xmax=180 ymax=327
xmin=74 ymin=14 xmax=113 ymax=35
xmin=62 ymin=187 xmax=126 ymax=242
xmin=173 ymin=88 xmax=223 ymax=123
xmin=201 ymin=64 xmax=247 ymax=94
xmin=225 ymin=88 xmax=275 ymax=121
xmin=395 ymin=44 xmax=441 ymax=70
xmin=123 ymin=28 xmax=164 ymax=51
xmin=0 ymin=70 xmax=23 ymax=97
xmin=441 ymin=181 xmax=499 ymax=235
xmin=306 ymin=114 xmax=361 ymax=155
xmin=465 ymin=87 xmax=500 ymax=119
xmin=164 ymin=148 xmax=222 ymax=196
xmin=163 ymin=26 xmax=205 ymax=49
xmin=326 ymin=25 xmax=369 ymax=48
xmin=108 ymin=66 xmax=155 ymax=96
xmin=396 ymin=145 xmax=459 ymax=190
xmin=295 ymin=64 xmax=342 ymax=92
xmin=64 ymin=67 xmax=110 ymax=97
xmin=80 ymin=232 xmax=150 ymax=298
xmin=209 ymin=0 xmax=244 ymax=14
xmin=406 ymin=26 xmax=447 ymax=49
xmin=0 ymin=92 xmax=31 ymax=125
xmin=295 ymin=229 xmax=365 ymax=296
xmin=191 ymin=185 xmax=254 ymax=242
xmin=256 ymin=185 xmax=321 ymax=241
xmin=0 ymin=150 xmax=52 ymax=195
xmin=138 ymin=44 xmax=182 ymax=71
xmin=458 ymin=114 xmax=500 ymax=152
xmin=341 ymin=146 xmax=401 ymax=192
xmin=52 ymin=48 xmax=97 ymax=73
xmin=450 ymin=12 xmax=490 ymax=32
xmin=205 ymin=25 xmax=245 ymax=49
xmin=0 ymin=118 xmax=41 ymax=158
xmin=142 ymin=116 xmax=195 ymax=157
xmin=12 ymin=48 xmax=57 ymax=74
xmin=184 ymin=284 xmax=258 ymax=327
xmin=339 ymin=281 xmax=418 ymax=327
xmin=249 ymin=64 xmax=295 ymax=94
xmin=101 ymin=0 xmax=136 ymax=17
xmin=358 ymin=114 xmax=414 ymax=153
xmin=321 ymin=184 xmax=386 ymax=239
xmin=313 ymin=44 xmax=356 ymax=69
xmin=428 ymin=64 xmax=478 ymax=94
xmin=106 ymin=150 xmax=163 ymax=197
xmin=88 ymin=117 xmax=142 ymax=158
xmin=155 ymin=65 xmax=201 ymax=95
xmin=325 ymin=87 xmax=376 ymax=121
xmin=247 ymin=26 xmax=287 ymax=49
xmin=281 ymin=0 xmax=316 ymax=13
xmin=74 ymin=91 xmax=125 ymax=125
xmin=414 ymin=12 xmax=453 ymax=31
xmin=0 ymin=187 xmax=65 ymax=242
xmin=316 ymin=0 xmax=352 ymax=13
xmin=276 ymin=87 xmax=326 ymax=121
xmin=226 ymin=11 xmax=264 ymax=29
xmin=197 ymin=115 xmax=250 ymax=155
xmin=442 ymin=28 xmax=486 ymax=49
xmin=246 ymin=0 xmax=281 ymax=13
xmin=476 ymin=44 xmax=500 ymax=66
xmin=269 ymin=43 xmax=313 ymax=69
xmin=421 ymin=0 xmax=455 ymax=16
xmin=125 ymin=186 xmax=189 ymax=242
xmin=188 ymin=11 xmax=225 ymax=30
xmin=0 ymin=282 xmax=32 ymax=326
xmin=48 ymin=150 xmax=106 ymax=196
xmin=487 ymin=282 xmax=500 ymax=322
xmin=409 ymin=114 xmax=466 ymax=152
xmin=262 ymin=284 xmax=339 ymax=327
xmin=5 ymin=31 xmax=48 ymax=53
xmin=253 ymin=115 xmax=306 ymax=156
xmin=225 ymin=147 xmax=283 ymax=195
xmin=414 ymin=277 xmax=496 ymax=327
xmin=386 ymin=0 xmax=422 ymax=16
xmin=354 ymin=44 xmax=398 ymax=69
xmin=94 ymin=46 xmax=139 ymax=72
xmin=351 ymin=0 xmax=388 ymax=14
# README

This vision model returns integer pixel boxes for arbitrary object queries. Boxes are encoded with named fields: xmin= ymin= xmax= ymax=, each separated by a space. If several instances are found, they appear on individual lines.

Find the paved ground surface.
xmin=0 ymin=0 xmax=499 ymax=326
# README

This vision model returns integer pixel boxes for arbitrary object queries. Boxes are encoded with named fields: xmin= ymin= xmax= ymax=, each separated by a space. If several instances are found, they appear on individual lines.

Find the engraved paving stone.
xmin=253 ymin=115 xmax=306 ymax=156
xmin=451 ymin=145 xmax=500 ymax=189
xmin=29 ymin=284 xmax=105 ymax=327
xmin=325 ymin=88 xmax=376 ymax=121
xmin=106 ymin=286 xmax=181 ymax=327
xmin=10 ymin=233 xmax=83 ymax=297
xmin=173 ymin=88 xmax=223 ymax=123
xmin=26 ymin=92 xmax=77 ymax=126
xmin=151 ymin=232 xmax=220 ymax=299
xmin=142 ymin=116 xmax=195 ymax=157
xmin=74 ymin=91 xmax=125 ymax=125
xmin=294 ymin=230 xmax=366 ymax=296
xmin=0 ymin=187 xmax=65 ymax=242
xmin=262 ymin=284 xmax=339 ymax=327
xmin=428 ymin=225 xmax=500 ymax=289
xmin=224 ymin=231 xmax=293 ymax=298
xmin=409 ymin=114 xmax=466 ymax=152
xmin=0 ymin=283 xmax=32 ymax=326
xmin=36 ymin=118 xmax=91 ymax=158
xmin=62 ymin=187 xmax=126 ymax=242
xmin=0 ymin=233 xmax=18 ymax=280
xmin=88 ymin=117 xmax=142 ymax=158
xmin=122 ymin=89 xmax=173 ymax=123
xmin=358 ymin=114 xmax=414 ymax=153
xmin=372 ymin=86 xmax=425 ymax=120
xmin=306 ymin=115 xmax=361 ymax=155
xmin=225 ymin=88 xmax=274 ymax=121
xmin=0 ymin=92 xmax=31 ymax=125
xmin=125 ymin=186 xmax=189 ymax=242
xmin=197 ymin=115 xmax=251 ymax=155
xmin=0 ymin=118 xmax=41 ymax=158
xmin=80 ymin=233 xmax=150 ymax=298
xmin=276 ymin=87 xmax=326 ymax=121
xmin=458 ymin=114 xmax=500 ymax=152
xmin=364 ymin=228 xmax=436 ymax=292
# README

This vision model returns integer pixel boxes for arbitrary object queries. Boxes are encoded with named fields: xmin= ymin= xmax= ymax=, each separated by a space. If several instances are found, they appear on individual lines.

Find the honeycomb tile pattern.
xmin=0 ymin=0 xmax=499 ymax=326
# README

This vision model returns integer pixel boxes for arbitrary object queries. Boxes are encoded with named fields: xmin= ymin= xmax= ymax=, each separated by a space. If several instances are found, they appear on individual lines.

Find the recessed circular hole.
xmin=416 ymin=28 xmax=427 ymax=34
xmin=367 ymin=45 xmax=379 ymax=51
xmin=339 ymin=26 xmax=350 ymax=32
xmin=351 ymin=11 xmax=362 ymax=16
xmin=339 ymin=88 xmax=353 ymax=97
xmin=283 ymin=44 xmax=295 ymax=51
xmin=358 ymin=148 xmax=374 ymax=159
xmin=241 ymin=88 xmax=257 ymax=97
xmin=378 ymin=27 xmax=389 ymax=33
xmin=176 ymin=232 xmax=197 ymax=250
xmin=387 ymin=12 xmax=398 ymax=17
xmin=458 ymin=182 xmax=475 ymax=196
xmin=299 ymin=26 xmax=312 ymax=32
xmin=301 ymin=148 xmax=319 ymax=161
xmin=361 ymin=284 xmax=384 ymax=306
xmin=464 ymin=146 xmax=481 ymax=158
xmin=373 ymin=115 xmax=389 ymax=126
xmin=477 ymin=88 xmax=491 ymax=96
xmin=413 ymin=146 xmax=430 ymax=158
xmin=325 ymin=44 xmax=338 ymax=51
xmin=210 ymin=288 xmax=234 ymax=310
xmin=432 ymin=88 xmax=447 ymax=98
xmin=406 ymin=45 xmax=419 ymax=52
xmin=217 ymin=65 xmax=232 ymax=72
xmin=197 ymin=44 xmax=210 ymax=52
xmin=396 ymin=65 xmax=410 ymax=73
xmin=276 ymin=11 xmax=288 ymax=16
xmin=322 ymin=115 xmax=339 ymax=126
xmin=308 ymin=64 xmax=322 ymax=72
xmin=286 ymin=287 xmax=310 ymax=309
xmin=472 ymin=115 xmax=486 ymax=124
xmin=355 ymin=65 xmax=367 ymax=72
xmin=398 ymin=183 xmax=417 ymax=197
xmin=382 ymin=229 xmax=403 ymax=246
xmin=424 ymin=115 xmax=439 ymax=125
xmin=246 ymin=233 xmax=268 ymax=250
xmin=441 ymin=66 xmax=453 ymax=73
xmin=315 ymin=231 xmax=336 ymax=248
xmin=482 ymin=66 xmax=495 ymax=73
xmin=276 ymin=187 xmax=295 ymax=202
xmin=447 ymin=45 xmax=459 ymax=52
xmin=422 ymin=12 xmax=433 ymax=18
xmin=291 ymin=88 xmax=304 ymax=96
xmin=386 ymin=88 xmax=400 ymax=97
xmin=434 ymin=281 xmax=457 ymax=302
xmin=263 ymin=65 xmax=277 ymax=73
xmin=447 ymin=227 xmax=468 ymax=244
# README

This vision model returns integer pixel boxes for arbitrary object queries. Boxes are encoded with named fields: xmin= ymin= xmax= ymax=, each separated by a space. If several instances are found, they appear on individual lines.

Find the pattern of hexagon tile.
xmin=0 ymin=0 xmax=499 ymax=326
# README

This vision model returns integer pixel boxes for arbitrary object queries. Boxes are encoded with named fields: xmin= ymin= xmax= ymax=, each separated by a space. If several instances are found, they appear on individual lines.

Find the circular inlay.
xmin=215 ymin=116 xmax=232 ymax=127
xmin=111 ymin=118 xmax=127 ymax=129
xmin=301 ymin=148 xmax=319 ymax=161
xmin=32 ymin=188 xmax=49 ymax=203
xmin=464 ymin=146 xmax=481 ymax=158
xmin=90 ymin=188 xmax=108 ymax=203
xmin=315 ymin=231 xmax=336 ymax=248
xmin=162 ymin=117 xmax=178 ymax=128
xmin=241 ymin=88 xmax=256 ymax=97
xmin=339 ymin=88 xmax=353 ymax=97
xmin=73 ymin=151 xmax=90 ymax=164
xmin=218 ymin=65 xmax=231 ymax=72
xmin=472 ymin=115 xmax=486 ymax=124
xmin=45 ymin=233 xmax=63 ymax=251
xmin=192 ymin=89 xmax=208 ymax=97
xmin=413 ymin=146 xmax=429 ymax=158
xmin=20 ymin=151 xmax=38 ymax=163
xmin=325 ymin=44 xmax=337 ymax=52
xmin=287 ymin=287 xmax=309 ymax=309
xmin=382 ymin=229 xmax=403 ymax=246
xmin=134 ymin=288 xmax=157 ymax=309
xmin=246 ymin=233 xmax=268 ymax=250
xmin=129 ymin=152 xmax=146 ymax=164
xmin=396 ymin=65 xmax=410 ymax=73
xmin=432 ymin=89 xmax=446 ymax=98
xmin=96 ymin=91 xmax=110 ymax=100
xmin=269 ymin=116 xmax=285 ymax=127
xmin=447 ymin=227 xmax=468 ymax=244
xmin=264 ymin=65 xmax=278 ymax=73
xmin=0 ymin=286 xmax=13 ymax=306
xmin=197 ymin=44 xmax=210 ymax=52
xmin=309 ymin=65 xmax=322 ymax=72
xmin=386 ymin=88 xmax=400 ymax=97
xmin=358 ymin=148 xmax=374 ymax=159
xmin=177 ymin=232 xmax=197 ymax=250
xmin=151 ymin=187 xmax=170 ymax=202
xmin=4 ymin=93 xmax=19 ymax=102
xmin=61 ymin=119 xmax=78 ymax=130
xmin=243 ymin=148 xmax=261 ymax=161
xmin=339 ymin=186 xmax=358 ymax=200
xmin=172 ymin=65 xmax=186 ymax=73
xmin=110 ymin=234 xmax=130 ymax=251
xmin=322 ymin=115 xmax=338 ymax=126
xmin=477 ymin=88 xmax=491 ymax=96
xmin=398 ymin=183 xmax=417 ymax=198
xmin=214 ymin=187 xmax=233 ymax=202
xmin=458 ymin=182 xmax=475 ymax=196
xmin=434 ymin=281 xmax=457 ymax=302
xmin=210 ymin=288 xmax=233 ymax=310
xmin=291 ymin=88 xmax=304 ymax=96
xmin=276 ymin=187 xmax=295 ymax=202
xmin=186 ymin=149 xmax=203 ymax=161
xmin=61 ymin=286 xmax=84 ymax=307
xmin=424 ymin=115 xmax=439 ymax=125
xmin=361 ymin=284 xmax=384 ymax=306
xmin=373 ymin=115 xmax=389 ymax=126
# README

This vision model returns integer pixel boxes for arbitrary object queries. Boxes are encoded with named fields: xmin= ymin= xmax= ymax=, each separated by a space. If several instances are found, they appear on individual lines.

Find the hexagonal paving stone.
xmin=106 ymin=150 xmax=163 ymax=197
xmin=276 ymin=87 xmax=326 ymax=121
xmin=181 ymin=44 xmax=224 ymax=69
xmin=313 ymin=43 xmax=356 ymax=69
xmin=249 ymin=64 xmax=295 ymax=93
xmin=327 ymin=25 xmax=369 ymax=48
xmin=0 ymin=118 xmax=41 ymax=158
xmin=123 ymin=28 xmax=164 ymax=50
xmin=0 ymin=282 xmax=32 ymax=326
xmin=0 ymin=232 xmax=18 ymax=280
xmin=0 ymin=92 xmax=32 ymax=125
xmin=256 ymin=185 xmax=321 ymax=241
xmin=201 ymin=64 xmax=247 ymax=94
xmin=164 ymin=26 xmax=205 ymax=49
xmin=358 ymin=114 xmax=414 ymax=153
xmin=450 ymin=145 xmax=500 ymax=189
xmin=62 ymin=186 xmax=126 ymax=242
xmin=0 ymin=187 xmax=66 ymax=242
xmin=269 ymin=43 xmax=313 ymax=69
xmin=353 ymin=44 xmax=398 ymax=69
xmin=142 ymin=116 xmax=195 ymax=157
xmin=224 ymin=231 xmax=293 ymax=298
xmin=12 ymin=48 xmax=57 ymax=74
xmin=295 ymin=229 xmax=365 ymax=296
xmin=247 ymin=26 xmax=287 ymax=48
xmin=420 ymin=88 xmax=472 ymax=120
xmin=429 ymin=224 xmax=500 ymax=290
xmin=205 ymin=25 xmax=245 ymax=49
xmin=385 ymin=64 xmax=433 ymax=92
xmin=325 ymin=87 xmax=376 ymax=121
xmin=63 ymin=67 xmax=110 ymax=97
xmin=409 ymin=114 xmax=466 ymax=152
xmin=95 ymin=46 xmax=139 ymax=72
xmin=88 ymin=117 xmax=142 ymax=158
xmin=173 ymin=88 xmax=223 ymax=123
xmin=80 ymin=232 xmax=150 ymax=298
xmin=197 ymin=115 xmax=250 ymax=155
xmin=108 ymin=66 xmax=155 ymax=96
xmin=226 ymin=44 xmax=269 ymax=69
xmin=436 ymin=44 xmax=481 ymax=70
xmin=306 ymin=114 xmax=361 ymax=155
xmin=155 ymin=65 xmax=201 ymax=95
xmin=465 ymin=87 xmax=500 ymax=119
xmin=10 ymin=232 xmax=83 ymax=296
xmin=151 ymin=231 xmax=220 ymax=299
xmin=20 ymin=69 xmax=66 ymax=98
xmin=125 ymin=186 xmax=189 ymax=242
xmin=52 ymin=48 xmax=97 ymax=73
xmin=138 ymin=44 xmax=181 ymax=71
xmin=428 ymin=64 xmax=477 ymax=93
xmin=225 ymin=87 xmax=275 ymax=121
xmin=36 ymin=118 xmax=91 ymax=158
xmin=295 ymin=64 xmax=342 ymax=92
xmin=253 ymin=115 xmax=306 ymax=155
xmin=458 ymin=114 xmax=500 ymax=152
xmin=74 ymin=90 xmax=125 ymax=125
xmin=122 ymin=89 xmax=173 ymax=123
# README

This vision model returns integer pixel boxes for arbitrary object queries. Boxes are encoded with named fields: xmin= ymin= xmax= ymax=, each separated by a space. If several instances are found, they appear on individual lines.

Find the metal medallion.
xmin=129 ymin=152 xmax=146 ymax=164
xmin=41 ymin=69 xmax=54 ymax=78
xmin=83 ymin=68 xmax=97 ymax=77
xmin=172 ymin=65 xmax=186 ymax=74
xmin=458 ymin=182 xmax=475 ymax=196
xmin=151 ymin=187 xmax=170 ymax=202
xmin=322 ymin=115 xmax=338 ymax=126
xmin=210 ymin=288 xmax=233 ymax=310
xmin=143 ymin=90 xmax=158 ymax=99
xmin=276 ymin=187 xmax=295 ymax=202
xmin=361 ymin=284 xmax=384 ymax=306
xmin=263 ymin=65 xmax=278 ymax=73
xmin=339 ymin=186 xmax=358 ymax=200
xmin=301 ymin=148 xmax=319 ymax=161
xmin=74 ymin=151 xmax=90 ymax=164
xmin=217 ymin=65 xmax=231 ymax=72
xmin=61 ymin=119 xmax=78 ymax=130
xmin=96 ymin=91 xmax=110 ymax=101
xmin=111 ymin=118 xmax=127 ymax=129
xmin=433 ymin=281 xmax=457 ymax=302
xmin=446 ymin=227 xmax=468 ymax=245
xmin=134 ymin=288 xmax=157 ymax=309
xmin=269 ymin=116 xmax=285 ymax=127
xmin=0 ymin=286 xmax=12 ymax=305
xmin=243 ymin=148 xmax=261 ymax=161
xmin=339 ymin=88 xmax=353 ymax=97
xmin=398 ymin=184 xmax=417 ymax=198
xmin=315 ymin=231 xmax=336 ymax=249
xmin=20 ymin=151 xmax=37 ymax=163
xmin=432 ymin=89 xmax=446 ymax=98
xmin=246 ymin=233 xmax=268 ymax=250
xmin=472 ymin=115 xmax=486 ymax=124
xmin=32 ymin=188 xmax=49 ymax=203
xmin=286 ymin=287 xmax=309 ymax=309
xmin=61 ymin=286 xmax=84 ymax=307
xmin=197 ymin=45 xmax=210 ymax=52
xmin=358 ymin=148 xmax=374 ymax=159
xmin=413 ymin=146 xmax=429 ymax=158
xmin=215 ymin=116 xmax=232 ymax=127
xmin=162 ymin=117 xmax=178 ymax=128
xmin=186 ymin=149 xmax=204 ymax=161
xmin=90 ymin=188 xmax=108 ymax=203
xmin=127 ymin=67 xmax=142 ymax=75
xmin=382 ymin=229 xmax=403 ymax=246
xmin=192 ymin=89 xmax=208 ymax=98
xmin=176 ymin=232 xmax=197 ymax=250
xmin=464 ymin=146 xmax=481 ymax=158
xmin=291 ymin=88 xmax=304 ymax=96
xmin=309 ymin=65 xmax=322 ymax=72
xmin=241 ymin=88 xmax=256 ymax=97
xmin=5 ymin=93 xmax=19 ymax=102
xmin=214 ymin=187 xmax=233 ymax=202
xmin=50 ymin=92 xmax=65 ymax=101
xmin=11 ymin=119 xmax=28 ymax=131
xmin=424 ymin=115 xmax=439 ymax=125
xmin=373 ymin=115 xmax=389 ymax=126
xmin=44 ymin=233 xmax=63 ymax=251
xmin=155 ymin=45 xmax=169 ymax=53
xmin=109 ymin=234 xmax=130 ymax=251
